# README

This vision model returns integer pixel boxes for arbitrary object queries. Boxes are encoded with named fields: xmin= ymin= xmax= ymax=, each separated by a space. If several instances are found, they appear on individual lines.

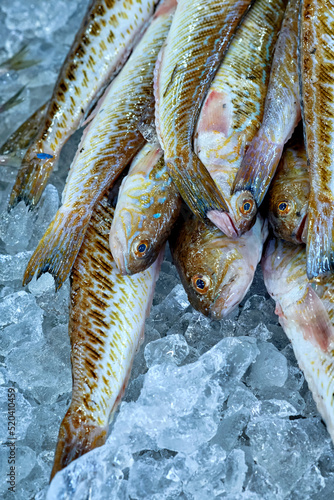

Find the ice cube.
xmin=144 ymin=334 xmax=189 ymax=368
xmin=247 ymin=342 xmax=288 ymax=390
xmin=0 ymin=251 xmax=33 ymax=282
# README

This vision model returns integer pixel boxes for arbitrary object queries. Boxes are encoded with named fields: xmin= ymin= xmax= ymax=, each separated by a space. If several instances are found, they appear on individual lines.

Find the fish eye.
xmin=239 ymin=198 xmax=254 ymax=216
xmin=192 ymin=274 xmax=210 ymax=294
xmin=133 ymin=240 xmax=149 ymax=258
xmin=277 ymin=201 xmax=290 ymax=215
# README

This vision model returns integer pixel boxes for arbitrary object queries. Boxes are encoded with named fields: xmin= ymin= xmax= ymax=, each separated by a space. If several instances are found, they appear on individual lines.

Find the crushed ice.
xmin=0 ymin=1 xmax=334 ymax=499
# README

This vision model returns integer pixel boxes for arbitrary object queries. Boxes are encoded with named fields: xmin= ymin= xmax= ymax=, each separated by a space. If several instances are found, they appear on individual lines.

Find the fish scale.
xmin=300 ymin=0 xmax=334 ymax=279
xmin=110 ymin=141 xmax=181 ymax=275
xmin=155 ymin=0 xmax=254 ymax=229
xmin=9 ymin=0 xmax=159 ymax=210
xmin=23 ymin=0 xmax=176 ymax=291
xmin=50 ymin=194 xmax=162 ymax=479
xmin=262 ymin=238 xmax=334 ymax=445
xmin=231 ymin=0 xmax=301 ymax=231
xmin=194 ymin=0 xmax=287 ymax=236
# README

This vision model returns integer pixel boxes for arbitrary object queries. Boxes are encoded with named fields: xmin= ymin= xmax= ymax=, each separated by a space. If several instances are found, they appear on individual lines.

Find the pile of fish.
xmin=2 ymin=0 xmax=334 ymax=484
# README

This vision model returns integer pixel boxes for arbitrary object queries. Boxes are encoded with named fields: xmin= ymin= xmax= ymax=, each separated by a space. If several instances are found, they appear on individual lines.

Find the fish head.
xmin=171 ymin=218 xmax=259 ymax=319
xmin=225 ymin=190 xmax=258 ymax=236
xmin=268 ymin=178 xmax=309 ymax=244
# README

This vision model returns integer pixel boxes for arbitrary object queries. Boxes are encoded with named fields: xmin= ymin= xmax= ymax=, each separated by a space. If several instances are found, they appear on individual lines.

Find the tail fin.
xmin=8 ymin=144 xmax=57 ymax=210
xmin=306 ymin=206 xmax=334 ymax=279
xmin=0 ymin=44 xmax=40 ymax=73
xmin=50 ymin=408 xmax=107 ymax=481
xmin=232 ymin=128 xmax=283 ymax=206
xmin=23 ymin=207 xmax=91 ymax=290
xmin=0 ymin=86 xmax=25 ymax=114
xmin=167 ymin=152 xmax=229 ymax=222
xmin=0 ymin=101 xmax=48 ymax=156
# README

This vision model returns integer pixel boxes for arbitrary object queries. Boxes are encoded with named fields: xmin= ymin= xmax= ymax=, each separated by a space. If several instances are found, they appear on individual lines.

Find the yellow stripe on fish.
xmin=50 ymin=193 xmax=162 ymax=479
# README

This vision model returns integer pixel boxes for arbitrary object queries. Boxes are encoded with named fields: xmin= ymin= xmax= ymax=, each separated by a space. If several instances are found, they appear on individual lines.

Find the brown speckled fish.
xmin=231 ymin=0 xmax=301 ymax=233
xmin=9 ymin=0 xmax=160 ymax=210
xmin=154 ymin=0 xmax=254 ymax=230
xmin=50 ymin=194 xmax=162 ymax=479
xmin=169 ymin=214 xmax=268 ymax=319
xmin=0 ymin=101 xmax=48 ymax=156
xmin=194 ymin=0 xmax=287 ymax=237
xmin=262 ymin=237 xmax=334 ymax=444
xmin=268 ymin=132 xmax=309 ymax=244
xmin=23 ymin=0 xmax=176 ymax=291
xmin=300 ymin=0 xmax=334 ymax=279
xmin=110 ymin=142 xmax=181 ymax=275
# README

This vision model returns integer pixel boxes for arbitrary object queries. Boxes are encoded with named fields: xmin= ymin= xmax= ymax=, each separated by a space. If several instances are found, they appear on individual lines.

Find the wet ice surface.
xmin=1 ymin=2 xmax=334 ymax=500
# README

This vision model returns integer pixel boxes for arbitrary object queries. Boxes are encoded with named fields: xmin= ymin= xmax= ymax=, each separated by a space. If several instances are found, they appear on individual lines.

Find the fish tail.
xmin=0 ymin=101 xmax=48 ymax=156
xmin=167 ymin=153 xmax=229 ymax=221
xmin=232 ymin=128 xmax=284 ymax=206
xmin=1 ymin=86 xmax=26 ymax=114
xmin=50 ymin=408 xmax=107 ymax=481
xmin=0 ymin=44 xmax=40 ymax=72
xmin=23 ymin=207 xmax=91 ymax=290
xmin=306 ymin=205 xmax=334 ymax=279
xmin=8 ymin=145 xmax=58 ymax=210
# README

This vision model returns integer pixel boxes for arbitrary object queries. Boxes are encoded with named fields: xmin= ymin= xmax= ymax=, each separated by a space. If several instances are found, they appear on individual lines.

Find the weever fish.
xmin=194 ymin=0 xmax=287 ymax=237
xmin=267 ymin=130 xmax=309 ymax=245
xmin=110 ymin=141 xmax=181 ymax=275
xmin=8 ymin=0 xmax=160 ymax=210
xmin=262 ymin=237 xmax=334 ymax=444
xmin=231 ymin=0 xmax=301 ymax=234
xmin=154 ymin=0 xmax=255 ymax=230
xmin=23 ymin=0 xmax=176 ymax=291
xmin=299 ymin=0 xmax=334 ymax=279
xmin=169 ymin=214 xmax=268 ymax=319
xmin=50 ymin=194 xmax=163 ymax=479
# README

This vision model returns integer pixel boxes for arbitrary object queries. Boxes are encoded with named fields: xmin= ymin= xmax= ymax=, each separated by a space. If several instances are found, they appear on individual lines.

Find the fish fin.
xmin=0 ymin=101 xmax=48 ymax=155
xmin=166 ymin=152 xmax=229 ymax=222
xmin=232 ymin=128 xmax=284 ymax=206
xmin=0 ymin=86 xmax=26 ymax=114
xmin=23 ymin=207 xmax=91 ymax=290
xmin=0 ymin=44 xmax=40 ymax=72
xmin=8 ymin=145 xmax=58 ymax=210
xmin=306 ymin=206 xmax=334 ymax=279
xmin=282 ymin=286 xmax=334 ymax=352
xmin=50 ymin=408 xmax=107 ymax=481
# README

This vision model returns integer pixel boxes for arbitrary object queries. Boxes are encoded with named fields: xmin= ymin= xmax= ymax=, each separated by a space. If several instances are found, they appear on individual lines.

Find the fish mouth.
xmin=109 ymin=231 xmax=128 ymax=274
xmin=207 ymin=210 xmax=238 ymax=238
xmin=296 ymin=214 xmax=308 ymax=244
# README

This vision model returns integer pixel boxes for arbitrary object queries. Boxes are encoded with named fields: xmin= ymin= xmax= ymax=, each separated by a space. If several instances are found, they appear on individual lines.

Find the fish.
xmin=299 ymin=0 xmax=334 ymax=279
xmin=8 ymin=0 xmax=160 ymax=210
xmin=0 ymin=44 xmax=40 ymax=75
xmin=262 ymin=237 xmax=334 ymax=444
xmin=267 ymin=132 xmax=309 ymax=245
xmin=0 ymin=101 xmax=48 ymax=156
xmin=23 ymin=0 xmax=176 ymax=291
xmin=231 ymin=0 xmax=301 ymax=234
xmin=194 ymin=0 xmax=287 ymax=237
xmin=110 ymin=141 xmax=181 ymax=275
xmin=0 ymin=87 xmax=25 ymax=114
xmin=169 ymin=214 xmax=268 ymax=320
xmin=50 ymin=193 xmax=162 ymax=480
xmin=154 ymin=0 xmax=255 ymax=230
